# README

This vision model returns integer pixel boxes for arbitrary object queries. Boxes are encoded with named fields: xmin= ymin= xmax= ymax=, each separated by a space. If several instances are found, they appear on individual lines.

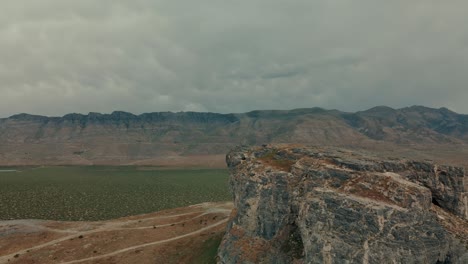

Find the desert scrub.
xmin=0 ymin=166 xmax=230 ymax=221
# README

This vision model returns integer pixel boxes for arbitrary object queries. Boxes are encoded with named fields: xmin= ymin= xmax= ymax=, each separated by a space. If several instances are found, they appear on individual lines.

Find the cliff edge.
xmin=218 ymin=145 xmax=468 ymax=263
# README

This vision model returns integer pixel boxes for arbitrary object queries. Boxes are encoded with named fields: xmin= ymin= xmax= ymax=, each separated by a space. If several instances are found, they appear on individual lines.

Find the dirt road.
xmin=0 ymin=202 xmax=232 ymax=264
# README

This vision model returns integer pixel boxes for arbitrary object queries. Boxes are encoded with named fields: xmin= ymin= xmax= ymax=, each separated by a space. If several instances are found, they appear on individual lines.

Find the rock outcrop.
xmin=218 ymin=145 xmax=468 ymax=264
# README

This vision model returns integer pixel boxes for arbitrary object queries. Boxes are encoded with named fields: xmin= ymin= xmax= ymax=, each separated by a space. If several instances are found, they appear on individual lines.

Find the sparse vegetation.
xmin=0 ymin=166 xmax=230 ymax=221
xmin=191 ymin=234 xmax=224 ymax=264
xmin=258 ymin=150 xmax=295 ymax=172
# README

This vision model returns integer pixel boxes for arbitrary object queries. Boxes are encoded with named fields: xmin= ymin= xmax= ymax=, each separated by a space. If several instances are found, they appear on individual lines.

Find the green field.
xmin=0 ymin=166 xmax=231 ymax=221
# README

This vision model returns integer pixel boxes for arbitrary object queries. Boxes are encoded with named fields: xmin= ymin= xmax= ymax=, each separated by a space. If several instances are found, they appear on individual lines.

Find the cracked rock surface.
xmin=218 ymin=145 xmax=468 ymax=264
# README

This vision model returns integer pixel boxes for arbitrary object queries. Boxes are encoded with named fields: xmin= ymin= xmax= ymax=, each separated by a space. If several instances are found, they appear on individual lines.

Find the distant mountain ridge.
xmin=7 ymin=111 xmax=239 ymax=124
xmin=0 ymin=106 xmax=467 ymax=166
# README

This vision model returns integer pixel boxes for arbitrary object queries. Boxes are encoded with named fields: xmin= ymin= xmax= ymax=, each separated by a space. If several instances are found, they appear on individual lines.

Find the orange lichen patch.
xmin=229 ymin=225 xmax=246 ymax=237
xmin=431 ymin=205 xmax=468 ymax=242
xmin=321 ymin=158 xmax=339 ymax=167
xmin=229 ymin=208 xmax=238 ymax=219
xmin=231 ymin=237 xmax=269 ymax=263
xmin=341 ymin=176 xmax=398 ymax=206
xmin=347 ymin=187 xmax=397 ymax=206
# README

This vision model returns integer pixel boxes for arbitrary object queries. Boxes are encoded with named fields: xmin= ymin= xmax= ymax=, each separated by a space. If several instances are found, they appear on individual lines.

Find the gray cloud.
xmin=1 ymin=0 xmax=467 ymax=117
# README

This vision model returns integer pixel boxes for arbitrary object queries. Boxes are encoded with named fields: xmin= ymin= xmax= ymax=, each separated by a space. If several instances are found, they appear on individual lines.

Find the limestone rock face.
xmin=218 ymin=145 xmax=468 ymax=264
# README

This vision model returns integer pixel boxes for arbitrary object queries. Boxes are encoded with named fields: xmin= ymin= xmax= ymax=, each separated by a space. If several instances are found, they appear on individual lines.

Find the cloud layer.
xmin=1 ymin=0 xmax=467 ymax=117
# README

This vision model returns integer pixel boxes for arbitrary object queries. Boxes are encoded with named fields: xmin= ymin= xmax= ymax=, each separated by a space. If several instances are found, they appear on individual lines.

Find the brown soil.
xmin=0 ymin=202 xmax=233 ymax=264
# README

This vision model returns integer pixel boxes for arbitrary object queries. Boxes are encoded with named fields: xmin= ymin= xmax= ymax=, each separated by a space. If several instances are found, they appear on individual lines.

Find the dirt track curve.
xmin=0 ymin=202 xmax=233 ymax=264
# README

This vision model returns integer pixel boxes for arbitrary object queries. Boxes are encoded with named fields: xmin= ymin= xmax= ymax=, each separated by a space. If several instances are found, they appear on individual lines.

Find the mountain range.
xmin=1 ymin=106 xmax=467 ymax=167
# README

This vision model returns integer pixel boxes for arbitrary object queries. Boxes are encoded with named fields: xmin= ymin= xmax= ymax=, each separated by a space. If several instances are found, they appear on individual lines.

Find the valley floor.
xmin=0 ymin=202 xmax=233 ymax=264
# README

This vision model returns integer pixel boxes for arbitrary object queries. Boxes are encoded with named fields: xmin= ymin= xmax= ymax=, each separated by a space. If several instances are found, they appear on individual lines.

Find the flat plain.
xmin=0 ymin=166 xmax=230 ymax=221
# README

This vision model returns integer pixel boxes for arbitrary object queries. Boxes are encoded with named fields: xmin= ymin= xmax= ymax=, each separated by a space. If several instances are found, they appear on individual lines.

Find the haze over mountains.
xmin=1 ymin=105 xmax=467 ymax=166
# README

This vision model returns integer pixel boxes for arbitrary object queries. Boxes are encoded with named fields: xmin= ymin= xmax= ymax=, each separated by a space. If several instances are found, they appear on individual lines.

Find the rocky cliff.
xmin=218 ymin=145 xmax=468 ymax=263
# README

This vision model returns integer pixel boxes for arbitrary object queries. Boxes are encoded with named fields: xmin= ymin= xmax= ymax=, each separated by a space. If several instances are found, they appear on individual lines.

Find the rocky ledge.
xmin=218 ymin=145 xmax=468 ymax=264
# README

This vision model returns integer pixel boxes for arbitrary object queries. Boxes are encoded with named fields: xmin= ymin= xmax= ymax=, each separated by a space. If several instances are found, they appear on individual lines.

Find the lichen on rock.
xmin=218 ymin=145 xmax=468 ymax=264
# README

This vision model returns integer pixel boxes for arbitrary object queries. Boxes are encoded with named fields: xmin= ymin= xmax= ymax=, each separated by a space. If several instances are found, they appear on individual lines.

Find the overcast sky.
xmin=0 ymin=0 xmax=467 ymax=117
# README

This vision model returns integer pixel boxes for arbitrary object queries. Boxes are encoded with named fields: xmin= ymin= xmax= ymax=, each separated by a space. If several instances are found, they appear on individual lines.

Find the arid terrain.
xmin=1 ymin=106 xmax=467 ymax=168
xmin=1 ymin=106 xmax=467 ymax=263
xmin=0 ymin=202 xmax=233 ymax=264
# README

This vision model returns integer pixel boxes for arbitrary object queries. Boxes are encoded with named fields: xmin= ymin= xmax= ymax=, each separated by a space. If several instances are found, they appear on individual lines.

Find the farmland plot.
xmin=0 ymin=166 xmax=230 ymax=221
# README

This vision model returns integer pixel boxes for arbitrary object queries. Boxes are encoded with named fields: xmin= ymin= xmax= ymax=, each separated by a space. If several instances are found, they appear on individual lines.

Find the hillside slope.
xmin=0 ymin=106 xmax=467 ymax=166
